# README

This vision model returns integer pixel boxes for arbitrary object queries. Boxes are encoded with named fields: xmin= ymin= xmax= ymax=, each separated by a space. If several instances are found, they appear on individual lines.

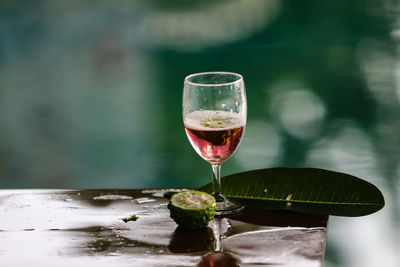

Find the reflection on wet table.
xmin=0 ymin=189 xmax=328 ymax=266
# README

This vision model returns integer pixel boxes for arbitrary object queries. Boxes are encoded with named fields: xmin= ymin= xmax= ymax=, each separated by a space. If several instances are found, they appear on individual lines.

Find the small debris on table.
xmin=122 ymin=214 xmax=138 ymax=223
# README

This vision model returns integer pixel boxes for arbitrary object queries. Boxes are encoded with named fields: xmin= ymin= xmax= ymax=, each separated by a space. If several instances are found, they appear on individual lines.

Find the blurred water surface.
xmin=1 ymin=0 xmax=400 ymax=266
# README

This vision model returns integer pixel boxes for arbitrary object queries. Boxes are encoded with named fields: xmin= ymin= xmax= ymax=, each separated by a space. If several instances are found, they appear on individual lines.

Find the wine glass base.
xmin=214 ymin=199 xmax=244 ymax=217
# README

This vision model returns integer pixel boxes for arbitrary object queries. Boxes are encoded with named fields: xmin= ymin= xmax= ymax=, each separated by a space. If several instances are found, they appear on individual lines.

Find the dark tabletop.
xmin=0 ymin=189 xmax=328 ymax=267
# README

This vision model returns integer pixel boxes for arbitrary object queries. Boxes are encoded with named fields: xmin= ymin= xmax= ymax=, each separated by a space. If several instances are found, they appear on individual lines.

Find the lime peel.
xmin=168 ymin=191 xmax=216 ymax=229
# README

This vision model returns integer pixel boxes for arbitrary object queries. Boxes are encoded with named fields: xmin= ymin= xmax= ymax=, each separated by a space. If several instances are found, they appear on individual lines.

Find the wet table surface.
xmin=0 ymin=189 xmax=328 ymax=267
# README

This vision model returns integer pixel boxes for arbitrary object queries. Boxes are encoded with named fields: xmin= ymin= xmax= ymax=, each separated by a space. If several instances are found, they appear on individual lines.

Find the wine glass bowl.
xmin=184 ymin=110 xmax=245 ymax=164
xmin=183 ymin=72 xmax=246 ymax=216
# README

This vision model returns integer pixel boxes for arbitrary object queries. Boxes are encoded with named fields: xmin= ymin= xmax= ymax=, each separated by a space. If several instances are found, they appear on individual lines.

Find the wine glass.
xmin=182 ymin=71 xmax=246 ymax=216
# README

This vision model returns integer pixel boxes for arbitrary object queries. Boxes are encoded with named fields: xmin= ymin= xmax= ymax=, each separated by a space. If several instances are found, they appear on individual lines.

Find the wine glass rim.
xmin=184 ymin=71 xmax=243 ymax=87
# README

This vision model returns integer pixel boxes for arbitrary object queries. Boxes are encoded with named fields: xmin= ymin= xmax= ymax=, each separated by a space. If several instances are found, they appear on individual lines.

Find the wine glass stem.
xmin=211 ymin=164 xmax=225 ymax=202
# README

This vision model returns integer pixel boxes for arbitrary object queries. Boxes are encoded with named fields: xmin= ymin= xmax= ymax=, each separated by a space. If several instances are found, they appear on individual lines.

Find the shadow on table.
xmin=230 ymin=207 xmax=329 ymax=228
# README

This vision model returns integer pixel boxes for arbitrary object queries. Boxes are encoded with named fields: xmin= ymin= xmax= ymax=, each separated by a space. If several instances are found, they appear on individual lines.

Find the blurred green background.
xmin=1 ymin=0 xmax=399 ymax=266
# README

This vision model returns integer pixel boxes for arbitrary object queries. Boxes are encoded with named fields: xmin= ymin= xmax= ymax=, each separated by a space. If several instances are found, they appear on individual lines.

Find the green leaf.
xmin=199 ymin=167 xmax=385 ymax=217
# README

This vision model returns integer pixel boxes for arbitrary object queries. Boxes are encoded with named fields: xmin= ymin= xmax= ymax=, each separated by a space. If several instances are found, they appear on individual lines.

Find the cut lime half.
xmin=168 ymin=191 xmax=216 ymax=229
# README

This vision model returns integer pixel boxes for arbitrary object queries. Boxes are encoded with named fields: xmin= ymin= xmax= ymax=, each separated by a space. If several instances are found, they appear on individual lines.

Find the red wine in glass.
xmin=184 ymin=110 xmax=244 ymax=164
